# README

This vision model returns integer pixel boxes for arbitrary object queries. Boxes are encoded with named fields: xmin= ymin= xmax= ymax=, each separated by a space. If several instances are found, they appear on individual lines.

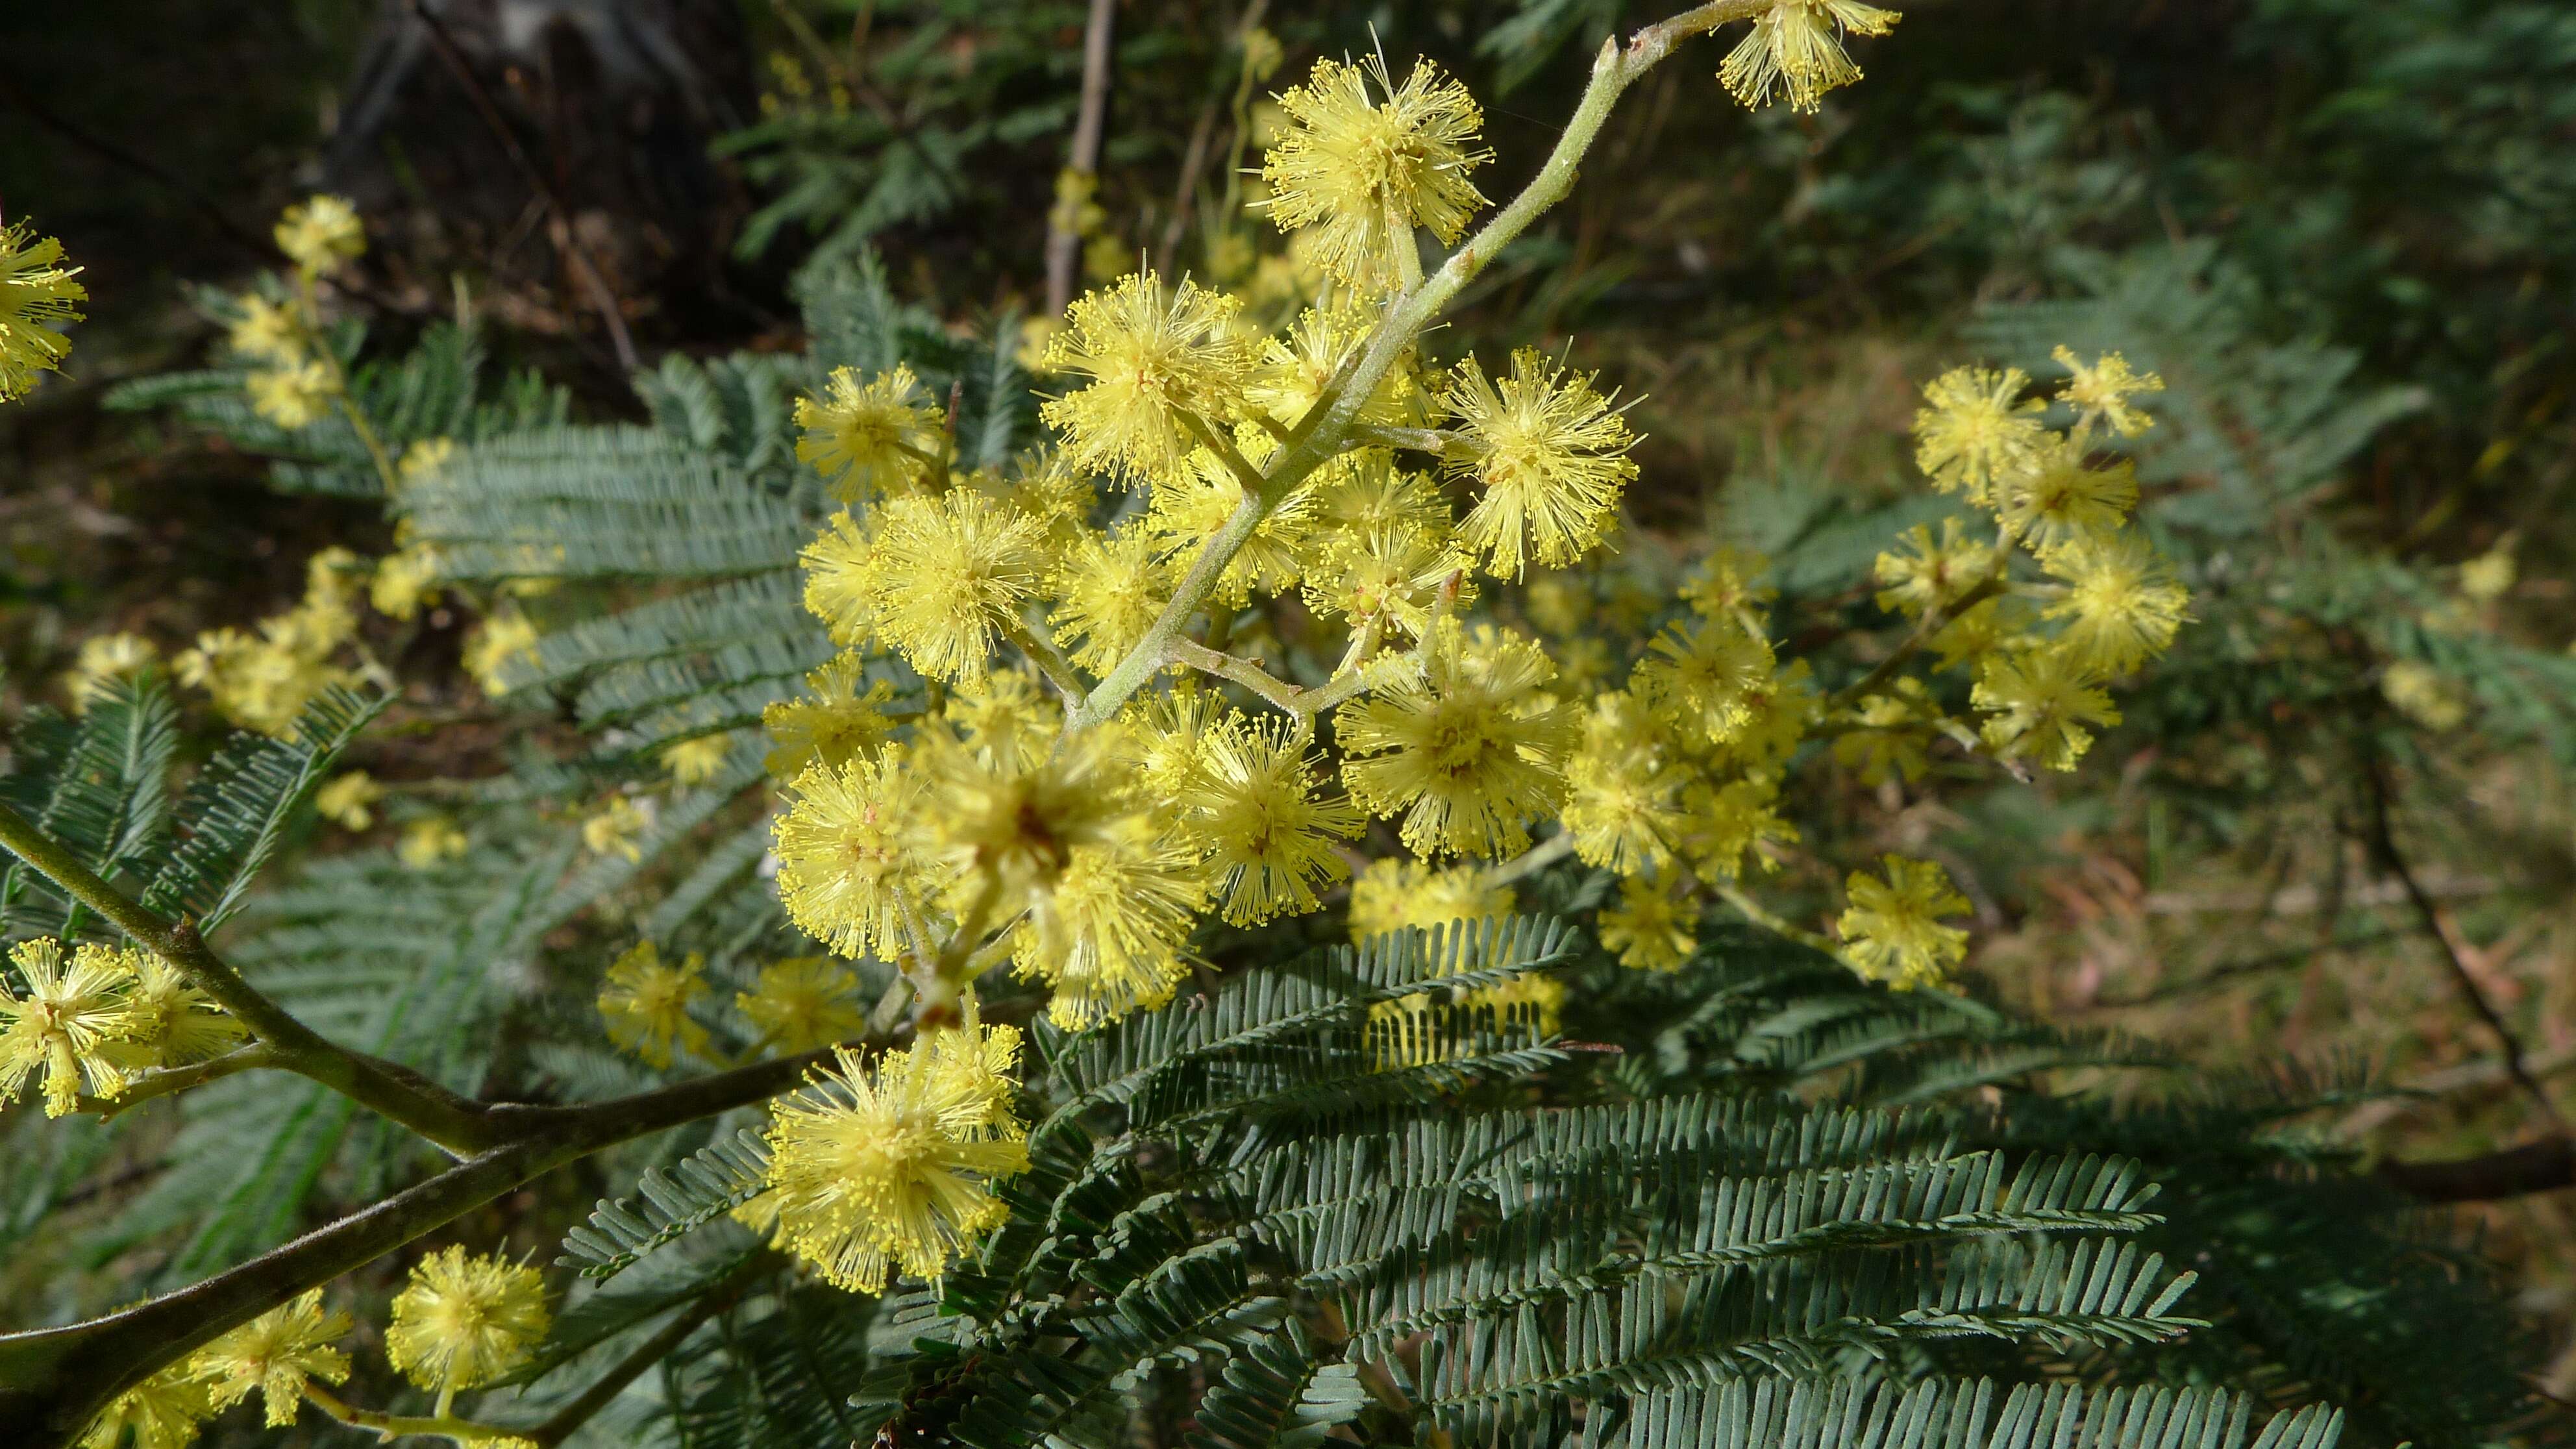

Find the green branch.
xmin=0 ymin=800 xmax=502 ymax=1154
xmin=0 ymin=1044 xmax=845 ymax=1445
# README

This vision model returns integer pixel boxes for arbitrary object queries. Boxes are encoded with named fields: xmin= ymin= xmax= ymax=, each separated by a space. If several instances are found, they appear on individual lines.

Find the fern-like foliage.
xmin=101 ymin=312 xmax=566 ymax=497
xmin=559 ymin=1128 xmax=773 ymax=1281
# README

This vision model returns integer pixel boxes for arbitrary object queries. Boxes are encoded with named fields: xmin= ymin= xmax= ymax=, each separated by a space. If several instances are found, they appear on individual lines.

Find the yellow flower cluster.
xmin=63 ymin=630 xmax=157 ymax=712
xmin=757 ymin=1006 xmax=1027 ymax=1292
xmin=2 ymin=939 xmax=242 ymax=1117
xmin=173 ymin=547 xmax=377 ymax=735
xmin=735 ymin=36 xmax=2199 ymax=1035
xmin=1882 ymin=349 xmax=2187 ymax=773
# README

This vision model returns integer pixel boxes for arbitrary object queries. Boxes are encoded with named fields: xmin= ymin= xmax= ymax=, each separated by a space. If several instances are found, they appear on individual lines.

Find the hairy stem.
xmin=1166 ymin=639 xmax=1309 ymax=716
xmin=78 ymin=1042 xmax=282 ymax=1119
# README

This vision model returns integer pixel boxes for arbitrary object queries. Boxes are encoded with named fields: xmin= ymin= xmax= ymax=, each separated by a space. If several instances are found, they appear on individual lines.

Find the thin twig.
xmin=2361 ymin=750 xmax=2563 ymax=1130
xmin=1824 ymin=573 xmax=2007 ymax=716
xmin=1166 ymin=638 xmax=1307 ymax=716
xmin=402 ymin=0 xmax=639 ymax=373
xmin=0 ymin=800 xmax=501 ymax=1154
xmin=1046 ymin=0 xmax=1120 ymax=315
xmin=1481 ymin=832 xmax=1578 ymax=890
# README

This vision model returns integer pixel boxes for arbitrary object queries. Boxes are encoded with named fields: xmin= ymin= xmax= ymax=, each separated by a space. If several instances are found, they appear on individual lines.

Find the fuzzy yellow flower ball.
xmin=1258 ymin=56 xmax=1491 ymax=292
xmin=1972 ymin=647 xmax=2120 ymax=771
xmin=795 ymin=364 xmax=945 ymax=502
xmin=774 ymin=750 xmax=932 ymax=963
xmin=1836 ymin=855 xmax=1970 ymax=990
xmin=1913 ymin=365 xmax=2044 ymax=505
xmin=1183 ymin=715 xmax=1363 ymax=925
xmin=1598 ymin=876 xmax=1698 ymax=972
xmin=1439 ymin=349 xmax=1639 ymax=580
xmin=597 ymin=941 xmax=710 ymax=1068
xmin=1041 ymin=269 xmax=1256 ymax=486
xmin=192 ymin=1290 xmax=353 ymax=1427
xmin=736 ymin=957 xmax=869 ymax=1055
xmin=1 ymin=938 xmax=134 ymax=1116
xmin=0 ymin=223 xmax=87 ymax=402
xmin=1339 ymin=625 xmax=1576 ymax=858
xmin=384 ymin=1246 xmax=551 ymax=1395
xmin=760 ymin=1018 xmax=1028 ymax=1293
xmin=1718 ymin=1 xmax=1901 ymax=115
xmin=274 ymin=195 xmax=367 ymax=276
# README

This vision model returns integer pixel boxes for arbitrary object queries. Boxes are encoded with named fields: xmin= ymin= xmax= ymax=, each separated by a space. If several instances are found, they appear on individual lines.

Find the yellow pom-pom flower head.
xmin=2381 ymin=659 xmax=2469 ymax=732
xmin=78 ymin=1359 xmax=210 ymax=1449
xmin=0 ymin=222 xmax=87 ymax=402
xmin=1836 ymin=856 xmax=1970 ymax=990
xmin=795 ymin=364 xmax=945 ymax=502
xmin=274 ymin=195 xmax=366 ymax=275
xmin=247 ymin=359 xmax=334 ymax=429
xmin=940 ymin=667 xmax=1057 ymax=771
xmin=1346 ymin=858 xmax=1509 ymax=942
xmin=65 ymin=632 xmax=156 ymax=713
xmin=1247 ymin=303 xmax=1422 ymax=429
xmin=596 ymin=941 xmax=710 ymax=1068
xmin=1598 ymin=876 xmax=1698 ymax=972
xmin=763 ymin=652 xmax=900 ymax=778
xmin=760 ymin=1025 xmax=1028 ymax=1293
xmin=1146 ymin=443 xmax=1319 ymax=606
xmin=1718 ymin=0 xmax=1901 ymax=114
xmin=2053 ymin=346 xmax=2163 ymax=438
xmin=1995 ymin=440 xmax=2136 ymax=549
xmin=1562 ymin=692 xmax=1687 ymax=877
xmin=1302 ymin=522 xmax=1473 ymax=644
xmin=861 ymin=491 xmax=1052 ymax=683
xmin=2040 ymin=531 xmax=2191 ymax=676
xmin=774 ymin=751 xmax=932 ymax=962
xmin=1259 ymin=55 xmax=1490 ymax=291
xmin=106 ymin=948 xmax=244 ymax=1076
xmin=314 ymin=770 xmax=385 ymax=830
xmin=1021 ymin=833 xmax=1209 ymax=1027
xmin=736 ymin=957 xmax=868 ymax=1055
xmin=228 ymin=293 xmax=302 ymax=364
xmin=1183 ymin=714 xmax=1363 ymax=925
xmin=193 ymin=1289 xmax=353 ymax=1427
xmin=1972 ymin=647 xmax=2120 ymax=771
xmin=1439 ymin=349 xmax=1639 ymax=579
xmin=582 ymin=795 xmax=650 ymax=862
xmin=400 ymin=817 xmax=469 ymax=870
xmin=1041 ymin=269 xmax=1256 ymax=486
xmin=1674 ymin=775 xmax=1800 ymax=882
xmin=799 ymin=511 xmax=881 ymax=649
xmin=662 ymin=734 xmax=737 ymax=787
xmin=1637 ymin=616 xmax=1777 ymax=746
xmin=1913 ymin=365 xmax=2044 ymax=504
xmin=1873 ymin=519 xmax=1998 ymax=618
xmin=1 ymin=937 xmax=134 ymax=1116
xmin=384 ymin=1246 xmax=551 ymax=1396
xmin=1339 ymin=624 xmax=1576 ymax=858
xmin=1347 ymin=857 xmax=1515 ymax=942
xmin=1050 ymin=522 xmax=1169 ymax=673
